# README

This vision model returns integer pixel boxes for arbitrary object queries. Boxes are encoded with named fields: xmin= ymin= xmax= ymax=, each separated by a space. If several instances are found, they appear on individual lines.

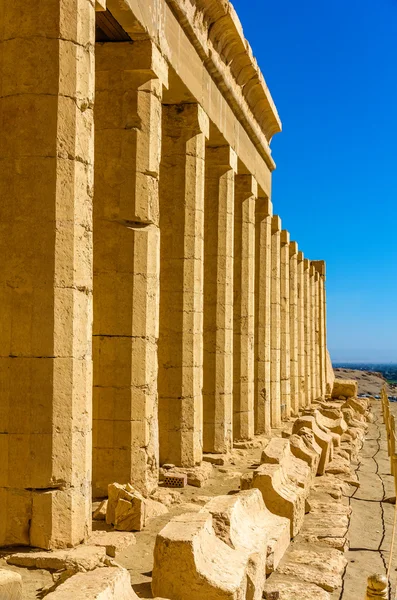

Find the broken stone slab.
xmin=332 ymin=379 xmax=358 ymax=399
xmin=0 ymin=569 xmax=22 ymax=600
xmin=240 ymin=472 xmax=254 ymax=490
xmin=87 ymin=531 xmax=136 ymax=558
xmin=44 ymin=567 xmax=138 ymax=599
xmin=7 ymin=546 xmax=107 ymax=571
xmin=314 ymin=409 xmax=348 ymax=437
xmin=276 ymin=542 xmax=347 ymax=592
xmin=289 ymin=431 xmax=321 ymax=476
xmin=263 ymin=572 xmax=331 ymax=600
xmin=325 ymin=455 xmax=352 ymax=475
xmin=292 ymin=416 xmax=333 ymax=475
xmin=107 ymin=483 xmax=168 ymax=531
xmin=261 ymin=438 xmax=312 ymax=492
xmin=150 ymin=488 xmax=182 ymax=507
xmin=93 ymin=499 xmax=108 ymax=521
xmin=233 ymin=439 xmax=265 ymax=449
xmin=203 ymin=453 xmax=228 ymax=465
xmin=106 ymin=483 xmax=136 ymax=526
xmin=251 ymin=462 xmax=306 ymax=537
xmin=152 ymin=512 xmax=248 ymax=600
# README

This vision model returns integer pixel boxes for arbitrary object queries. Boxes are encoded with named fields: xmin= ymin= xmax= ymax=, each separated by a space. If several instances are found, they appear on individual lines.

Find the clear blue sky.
xmin=232 ymin=0 xmax=397 ymax=363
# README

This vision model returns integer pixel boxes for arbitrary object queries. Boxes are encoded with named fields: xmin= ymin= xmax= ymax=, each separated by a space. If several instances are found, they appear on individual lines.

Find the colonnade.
xmin=0 ymin=1 xmax=327 ymax=550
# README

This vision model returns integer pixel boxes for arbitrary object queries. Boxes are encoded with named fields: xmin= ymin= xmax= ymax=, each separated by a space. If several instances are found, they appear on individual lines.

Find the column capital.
xmin=289 ymin=241 xmax=298 ymax=257
xmin=297 ymin=250 xmax=304 ymax=262
xmin=281 ymin=229 xmax=290 ymax=245
xmin=309 ymin=263 xmax=316 ymax=276
xmin=312 ymin=260 xmax=326 ymax=279
xmin=235 ymin=174 xmax=258 ymax=198
xmin=303 ymin=258 xmax=310 ymax=270
xmin=163 ymin=103 xmax=209 ymax=139
xmin=207 ymin=145 xmax=238 ymax=172
xmin=96 ymin=40 xmax=169 ymax=88
xmin=271 ymin=214 xmax=281 ymax=233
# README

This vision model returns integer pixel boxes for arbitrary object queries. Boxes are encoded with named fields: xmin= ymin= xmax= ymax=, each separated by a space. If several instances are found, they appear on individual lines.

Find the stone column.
xmin=203 ymin=145 xmax=237 ymax=454
xmin=0 ymin=0 xmax=95 ymax=548
xmin=93 ymin=42 xmax=168 ymax=497
xmin=233 ymin=175 xmax=257 ymax=440
xmin=310 ymin=264 xmax=317 ymax=402
xmin=254 ymin=196 xmax=272 ymax=435
xmin=303 ymin=259 xmax=312 ymax=406
xmin=297 ymin=252 xmax=306 ymax=408
xmin=314 ymin=271 xmax=322 ymax=399
xmin=280 ymin=230 xmax=291 ymax=419
xmin=289 ymin=242 xmax=299 ymax=416
xmin=271 ymin=216 xmax=282 ymax=427
xmin=313 ymin=261 xmax=327 ymax=398
xmin=158 ymin=103 xmax=209 ymax=467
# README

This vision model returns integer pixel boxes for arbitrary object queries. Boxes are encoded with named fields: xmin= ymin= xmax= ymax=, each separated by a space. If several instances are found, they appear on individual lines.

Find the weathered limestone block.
xmin=332 ymin=379 xmax=358 ymax=399
xmin=254 ymin=197 xmax=272 ymax=435
xmin=106 ymin=483 xmax=168 ymax=531
xmin=44 ymin=567 xmax=138 ymax=600
xmin=93 ymin=500 xmax=107 ymax=521
xmin=251 ymin=462 xmax=306 ymax=537
xmin=263 ymin=573 xmax=331 ymax=600
xmin=260 ymin=438 xmax=312 ymax=492
xmin=343 ymin=396 xmax=369 ymax=416
xmin=203 ymin=145 xmax=236 ymax=454
xmin=7 ymin=546 xmax=106 ymax=571
xmin=276 ymin=542 xmax=347 ymax=592
xmin=233 ymin=175 xmax=257 ymax=441
xmin=288 ymin=432 xmax=321 ymax=476
xmin=0 ymin=569 xmax=22 ymax=600
xmin=87 ymin=531 xmax=136 ymax=558
xmin=314 ymin=409 xmax=348 ymax=436
xmin=292 ymin=416 xmax=333 ymax=475
xmin=152 ymin=512 xmax=248 ymax=600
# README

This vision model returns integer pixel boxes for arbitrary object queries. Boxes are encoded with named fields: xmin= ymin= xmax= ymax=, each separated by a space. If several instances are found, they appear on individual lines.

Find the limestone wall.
xmin=0 ymin=0 xmax=329 ymax=548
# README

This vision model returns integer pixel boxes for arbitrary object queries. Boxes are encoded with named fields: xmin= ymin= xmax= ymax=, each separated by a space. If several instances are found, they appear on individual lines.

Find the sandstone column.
xmin=0 ymin=0 xmax=95 ymax=548
xmin=297 ymin=252 xmax=306 ymax=408
xmin=158 ymin=103 xmax=209 ymax=466
xmin=289 ymin=242 xmax=299 ymax=416
xmin=271 ymin=216 xmax=282 ymax=427
xmin=233 ymin=175 xmax=257 ymax=440
xmin=203 ymin=145 xmax=237 ymax=454
xmin=303 ymin=259 xmax=312 ymax=406
xmin=310 ymin=264 xmax=317 ymax=402
xmin=314 ymin=271 xmax=322 ymax=399
xmin=280 ymin=230 xmax=291 ymax=419
xmin=317 ymin=262 xmax=327 ymax=397
xmin=93 ymin=42 xmax=168 ymax=496
xmin=254 ymin=196 xmax=273 ymax=435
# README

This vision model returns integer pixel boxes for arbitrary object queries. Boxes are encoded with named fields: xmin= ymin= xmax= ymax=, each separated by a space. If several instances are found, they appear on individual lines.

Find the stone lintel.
xmin=207 ymin=145 xmax=238 ymax=172
xmin=96 ymin=40 xmax=169 ymax=88
xmin=280 ymin=229 xmax=290 ymax=245
xmin=95 ymin=0 xmax=106 ymax=11
xmin=271 ymin=215 xmax=281 ymax=234
xmin=289 ymin=241 xmax=298 ymax=257
xmin=235 ymin=174 xmax=258 ymax=199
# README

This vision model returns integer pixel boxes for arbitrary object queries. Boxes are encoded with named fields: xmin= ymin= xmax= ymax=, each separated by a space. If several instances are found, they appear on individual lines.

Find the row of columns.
xmin=0 ymin=21 xmax=328 ymax=548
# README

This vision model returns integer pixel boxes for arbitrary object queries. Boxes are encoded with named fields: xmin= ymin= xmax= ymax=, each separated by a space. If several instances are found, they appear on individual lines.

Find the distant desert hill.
xmin=334 ymin=367 xmax=388 ymax=396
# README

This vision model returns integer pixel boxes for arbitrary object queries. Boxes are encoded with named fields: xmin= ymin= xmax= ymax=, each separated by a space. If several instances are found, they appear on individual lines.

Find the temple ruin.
xmin=1 ymin=2 xmax=372 ymax=599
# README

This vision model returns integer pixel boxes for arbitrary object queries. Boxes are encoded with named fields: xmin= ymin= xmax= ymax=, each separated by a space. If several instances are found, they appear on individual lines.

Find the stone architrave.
xmin=271 ymin=216 xmax=282 ymax=427
xmin=0 ymin=0 xmax=95 ymax=549
xmin=203 ymin=145 xmax=237 ymax=453
xmin=233 ymin=175 xmax=257 ymax=440
xmin=280 ymin=230 xmax=291 ymax=419
xmin=303 ymin=259 xmax=312 ymax=407
xmin=289 ymin=242 xmax=299 ymax=415
xmin=297 ymin=252 xmax=306 ymax=408
xmin=158 ymin=103 xmax=209 ymax=467
xmin=93 ymin=42 xmax=168 ymax=497
xmin=254 ymin=196 xmax=273 ymax=435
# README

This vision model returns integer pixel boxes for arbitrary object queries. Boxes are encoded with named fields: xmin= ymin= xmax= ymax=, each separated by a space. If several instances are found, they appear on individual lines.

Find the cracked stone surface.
xmin=334 ymin=399 xmax=397 ymax=600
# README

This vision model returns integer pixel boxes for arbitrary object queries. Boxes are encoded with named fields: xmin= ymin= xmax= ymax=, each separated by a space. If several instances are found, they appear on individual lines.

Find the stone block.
xmin=87 ymin=531 xmax=136 ymax=558
xmin=260 ymin=438 xmax=312 ymax=492
xmin=44 ymin=567 xmax=137 ymax=599
xmin=152 ymin=512 xmax=248 ymax=599
xmin=93 ymin=499 xmax=107 ymax=521
xmin=292 ymin=416 xmax=333 ymax=475
xmin=0 ymin=569 xmax=22 ymax=600
xmin=263 ymin=573 xmax=331 ymax=600
xmin=7 ymin=546 xmax=106 ymax=571
xmin=288 ymin=432 xmax=321 ymax=476
xmin=332 ymin=379 xmax=358 ymax=399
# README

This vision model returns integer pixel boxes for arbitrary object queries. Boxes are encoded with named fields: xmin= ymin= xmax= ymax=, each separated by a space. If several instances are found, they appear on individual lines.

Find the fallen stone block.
xmin=7 ymin=546 xmax=106 ymax=571
xmin=203 ymin=453 xmax=228 ymax=465
xmin=87 ymin=531 xmax=136 ymax=558
xmin=252 ymin=463 xmax=306 ymax=537
xmin=325 ymin=456 xmax=352 ymax=476
xmin=44 ymin=567 xmax=137 ymax=599
xmin=107 ymin=483 xmax=168 ymax=531
xmin=260 ymin=438 xmax=312 ymax=492
xmin=93 ymin=499 xmax=107 ymax=521
xmin=277 ymin=542 xmax=347 ymax=592
xmin=240 ymin=472 xmax=254 ymax=490
xmin=152 ymin=512 xmax=248 ymax=600
xmin=0 ymin=569 xmax=22 ymax=600
xmin=315 ymin=409 xmax=348 ymax=437
xmin=332 ymin=379 xmax=358 ymax=399
xmin=263 ymin=572 xmax=331 ymax=599
xmin=289 ymin=431 xmax=321 ymax=476
xmin=150 ymin=488 xmax=182 ymax=507
xmin=292 ymin=416 xmax=333 ymax=475
xmin=107 ymin=483 xmax=136 ymax=526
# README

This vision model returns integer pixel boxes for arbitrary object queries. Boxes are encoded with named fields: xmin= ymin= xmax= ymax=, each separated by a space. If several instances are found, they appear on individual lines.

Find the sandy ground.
xmin=334 ymin=368 xmax=388 ymax=396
